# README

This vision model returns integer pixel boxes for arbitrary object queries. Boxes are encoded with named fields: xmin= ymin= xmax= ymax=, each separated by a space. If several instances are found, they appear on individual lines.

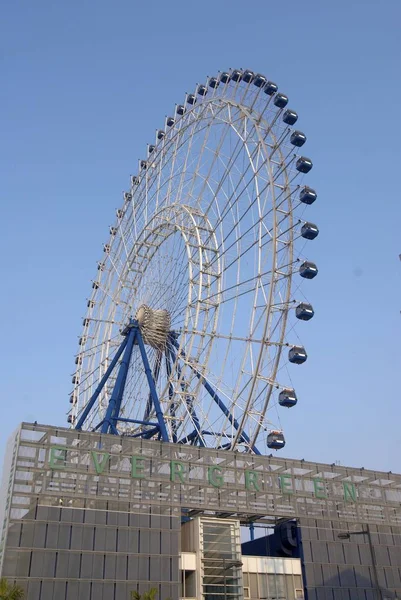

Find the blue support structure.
xmin=171 ymin=337 xmax=261 ymax=454
xmin=75 ymin=334 xmax=129 ymax=431
xmin=101 ymin=325 xmax=137 ymax=433
xmin=75 ymin=320 xmax=169 ymax=440
xmin=75 ymin=321 xmax=260 ymax=453
xmin=143 ymin=350 xmax=162 ymax=423
xmin=167 ymin=341 xmax=204 ymax=447
xmin=165 ymin=347 xmax=177 ymax=442
xmin=136 ymin=327 xmax=170 ymax=442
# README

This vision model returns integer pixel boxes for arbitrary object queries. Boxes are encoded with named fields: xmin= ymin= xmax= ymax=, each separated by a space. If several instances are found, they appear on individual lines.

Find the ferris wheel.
xmin=68 ymin=68 xmax=319 ymax=454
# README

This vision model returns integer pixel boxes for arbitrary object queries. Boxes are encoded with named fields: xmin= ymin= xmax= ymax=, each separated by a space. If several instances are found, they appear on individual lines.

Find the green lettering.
xmin=343 ymin=482 xmax=357 ymax=502
xmin=208 ymin=466 xmax=224 ymax=488
xmin=91 ymin=451 xmax=110 ymax=475
xmin=131 ymin=456 xmax=145 ymax=479
xmin=313 ymin=478 xmax=327 ymax=499
xmin=245 ymin=470 xmax=261 ymax=492
xmin=170 ymin=460 xmax=185 ymax=483
xmin=279 ymin=474 xmax=293 ymax=494
xmin=49 ymin=446 xmax=67 ymax=469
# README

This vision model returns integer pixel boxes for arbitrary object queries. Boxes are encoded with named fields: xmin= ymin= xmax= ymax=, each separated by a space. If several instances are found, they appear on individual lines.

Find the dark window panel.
xmin=92 ymin=554 xmax=105 ymax=579
xmin=128 ymin=530 xmax=139 ymax=552
xmin=160 ymin=556 xmax=170 ymax=581
xmin=115 ymin=583 xmax=127 ymax=600
xmin=311 ymin=540 xmax=329 ymax=563
xmin=30 ymin=550 xmax=45 ymax=577
xmin=150 ymin=530 xmax=160 ymax=554
xmin=343 ymin=542 xmax=361 ymax=565
xmin=81 ymin=553 xmax=93 ymax=579
xmin=117 ymin=528 xmax=128 ymax=552
xmin=129 ymin=513 xmax=139 ymax=528
xmin=27 ymin=580 xmax=42 ymax=600
xmin=375 ymin=545 xmax=391 ymax=566
xmin=338 ymin=566 xmax=357 ymax=587
xmin=81 ymin=526 xmax=95 ymax=550
xmin=139 ymin=514 xmax=150 ymax=528
xmin=43 ymin=551 xmax=56 ymax=577
xmin=138 ymin=556 xmax=149 ymax=580
xmin=33 ymin=523 xmax=46 ymax=547
xmin=53 ymin=581 xmax=67 ymax=600
xmin=139 ymin=531 xmax=149 ymax=554
xmin=354 ymin=564 xmax=372 ymax=587
xmin=105 ymin=528 xmax=117 ymax=551
xmin=45 ymin=523 xmax=59 ymax=548
xmin=150 ymin=556 xmax=161 ymax=581
xmin=17 ymin=551 xmax=31 ymax=576
xmin=151 ymin=513 xmax=161 ymax=529
xmin=117 ymin=512 xmax=128 ymax=527
xmin=161 ymin=531 xmax=170 ymax=554
xmin=78 ymin=582 xmax=91 ymax=600
xmin=328 ymin=543 xmax=345 ymax=564
xmin=106 ymin=511 xmax=118 ymax=526
xmin=55 ymin=551 xmax=69 ymax=578
xmin=91 ymin=583 xmax=104 ymax=600
xmin=116 ymin=555 xmax=127 ymax=580
xmin=171 ymin=533 xmax=179 ymax=555
xmin=128 ymin=555 xmax=139 ymax=580
xmin=71 ymin=525 xmax=83 ymax=549
xmin=41 ymin=581 xmax=54 ymax=600
xmin=36 ymin=506 xmax=49 ymax=521
xmin=84 ymin=510 xmax=96 ymax=524
xmin=102 ymin=583 xmax=115 ymax=600
xmin=47 ymin=507 xmax=61 ymax=521
xmin=20 ymin=522 xmax=34 ymax=547
xmin=60 ymin=508 xmax=74 ymax=523
xmin=2 ymin=549 xmax=18 ymax=577
xmin=67 ymin=552 xmax=81 ymax=578
xmin=6 ymin=523 xmax=21 ymax=547
xmin=104 ymin=554 xmax=116 ymax=579
xmin=95 ymin=511 xmax=107 ymax=525
xmin=72 ymin=509 xmax=84 ymax=523
xmin=57 ymin=524 xmax=71 ymax=549
xmin=94 ymin=526 xmax=107 ymax=551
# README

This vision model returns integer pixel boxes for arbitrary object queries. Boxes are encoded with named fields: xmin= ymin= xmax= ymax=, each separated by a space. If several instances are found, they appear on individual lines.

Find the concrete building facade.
xmin=1 ymin=423 xmax=400 ymax=600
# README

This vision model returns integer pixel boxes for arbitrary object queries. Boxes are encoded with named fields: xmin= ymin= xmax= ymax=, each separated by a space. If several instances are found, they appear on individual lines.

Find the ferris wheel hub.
xmin=134 ymin=304 xmax=171 ymax=350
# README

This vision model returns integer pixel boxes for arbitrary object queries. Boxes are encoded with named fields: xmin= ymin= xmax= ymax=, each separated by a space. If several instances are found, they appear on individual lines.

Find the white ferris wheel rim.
xmin=69 ymin=69 xmax=316 ymax=453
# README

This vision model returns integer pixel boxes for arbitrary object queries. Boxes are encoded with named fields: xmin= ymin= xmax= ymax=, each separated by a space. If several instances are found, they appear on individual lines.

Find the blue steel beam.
xmin=167 ymin=342 xmax=204 ymax=447
xmin=171 ymin=338 xmax=261 ymax=455
xmin=143 ymin=349 xmax=162 ymax=423
xmin=75 ymin=334 xmax=129 ymax=431
xmin=101 ymin=326 xmax=137 ymax=434
xmin=130 ymin=426 xmax=160 ymax=439
xmin=112 ymin=417 xmax=159 ymax=427
xmin=165 ymin=346 xmax=177 ymax=442
xmin=136 ymin=327 xmax=170 ymax=442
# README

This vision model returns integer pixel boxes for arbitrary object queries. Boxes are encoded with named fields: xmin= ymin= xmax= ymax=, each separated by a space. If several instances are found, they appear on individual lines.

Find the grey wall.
xmin=300 ymin=518 xmax=401 ymax=599
xmin=2 ymin=500 xmax=180 ymax=600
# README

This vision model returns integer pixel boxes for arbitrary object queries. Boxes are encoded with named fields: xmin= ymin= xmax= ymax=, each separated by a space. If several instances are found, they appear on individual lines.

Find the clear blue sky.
xmin=1 ymin=0 xmax=400 ymax=473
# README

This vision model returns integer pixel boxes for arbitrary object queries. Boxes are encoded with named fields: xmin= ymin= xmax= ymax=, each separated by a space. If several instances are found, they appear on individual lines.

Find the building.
xmin=1 ymin=423 xmax=400 ymax=600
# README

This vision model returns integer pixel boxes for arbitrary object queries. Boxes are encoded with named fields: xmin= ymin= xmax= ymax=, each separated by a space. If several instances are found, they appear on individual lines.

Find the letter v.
xmin=91 ymin=451 xmax=110 ymax=474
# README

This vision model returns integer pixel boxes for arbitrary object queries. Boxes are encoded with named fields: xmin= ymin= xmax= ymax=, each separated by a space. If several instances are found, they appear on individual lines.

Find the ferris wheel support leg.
xmin=171 ymin=338 xmax=261 ymax=455
xmin=167 ymin=343 xmax=204 ymax=447
xmin=101 ymin=325 xmax=138 ymax=434
xmin=143 ymin=350 xmax=163 ymax=423
xmin=136 ymin=327 xmax=170 ymax=442
xmin=165 ymin=348 xmax=178 ymax=443
xmin=75 ymin=334 xmax=130 ymax=431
